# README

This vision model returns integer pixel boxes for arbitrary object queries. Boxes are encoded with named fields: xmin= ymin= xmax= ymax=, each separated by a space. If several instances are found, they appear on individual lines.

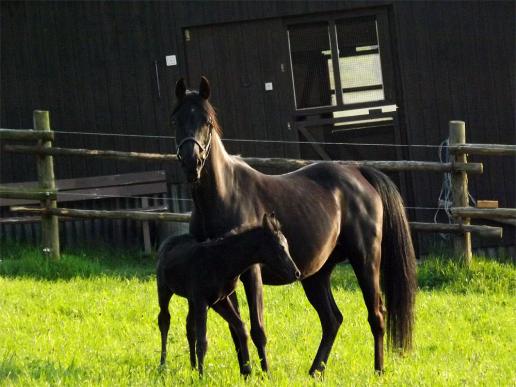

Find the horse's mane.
xmin=200 ymin=222 xmax=261 ymax=247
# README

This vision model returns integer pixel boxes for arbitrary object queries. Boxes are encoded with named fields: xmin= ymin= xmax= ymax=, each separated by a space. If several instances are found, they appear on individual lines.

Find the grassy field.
xmin=0 ymin=242 xmax=514 ymax=386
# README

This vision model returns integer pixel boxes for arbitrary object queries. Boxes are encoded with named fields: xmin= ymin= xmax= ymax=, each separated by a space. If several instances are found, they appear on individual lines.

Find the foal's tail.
xmin=359 ymin=166 xmax=417 ymax=352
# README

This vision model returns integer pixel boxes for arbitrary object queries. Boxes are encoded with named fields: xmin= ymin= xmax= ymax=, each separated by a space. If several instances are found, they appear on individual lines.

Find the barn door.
xmin=182 ymin=19 xmax=299 ymax=160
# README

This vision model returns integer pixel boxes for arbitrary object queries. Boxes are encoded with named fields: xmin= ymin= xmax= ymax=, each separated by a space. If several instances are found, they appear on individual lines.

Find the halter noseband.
xmin=175 ymin=119 xmax=213 ymax=169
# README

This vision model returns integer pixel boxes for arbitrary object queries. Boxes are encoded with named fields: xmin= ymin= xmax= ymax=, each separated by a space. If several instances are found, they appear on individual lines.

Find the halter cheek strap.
xmin=175 ymin=120 xmax=213 ymax=169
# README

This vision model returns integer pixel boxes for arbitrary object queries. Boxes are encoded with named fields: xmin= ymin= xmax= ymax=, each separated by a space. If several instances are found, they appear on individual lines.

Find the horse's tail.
xmin=359 ymin=166 xmax=417 ymax=352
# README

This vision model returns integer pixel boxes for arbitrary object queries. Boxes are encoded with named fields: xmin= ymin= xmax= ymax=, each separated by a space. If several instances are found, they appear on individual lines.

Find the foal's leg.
xmin=157 ymin=286 xmax=173 ymax=366
xmin=227 ymin=292 xmax=245 ymax=370
xmin=186 ymin=301 xmax=196 ymax=368
xmin=302 ymin=264 xmax=342 ymax=376
xmin=240 ymin=265 xmax=269 ymax=371
xmin=349 ymin=243 xmax=385 ymax=373
xmin=193 ymin=302 xmax=209 ymax=375
xmin=212 ymin=297 xmax=252 ymax=376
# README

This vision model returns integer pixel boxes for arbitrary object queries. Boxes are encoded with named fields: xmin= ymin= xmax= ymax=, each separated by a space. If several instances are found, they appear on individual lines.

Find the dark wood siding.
xmin=1 ymin=1 xmax=514 ymax=250
xmin=393 ymin=1 xmax=515 ymax=248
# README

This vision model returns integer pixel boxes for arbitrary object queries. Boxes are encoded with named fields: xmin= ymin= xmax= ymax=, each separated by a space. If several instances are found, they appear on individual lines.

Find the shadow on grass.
xmin=2 ymin=241 xmax=514 ymax=293
xmin=0 ymin=241 xmax=155 ymax=281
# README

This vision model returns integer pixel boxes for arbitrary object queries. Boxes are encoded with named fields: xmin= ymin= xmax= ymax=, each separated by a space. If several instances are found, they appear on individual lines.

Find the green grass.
xmin=0 ymin=242 xmax=514 ymax=386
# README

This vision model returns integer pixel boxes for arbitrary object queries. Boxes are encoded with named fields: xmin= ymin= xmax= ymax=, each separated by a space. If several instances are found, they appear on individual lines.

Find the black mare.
xmin=171 ymin=77 xmax=417 ymax=375
xmin=156 ymin=213 xmax=300 ymax=375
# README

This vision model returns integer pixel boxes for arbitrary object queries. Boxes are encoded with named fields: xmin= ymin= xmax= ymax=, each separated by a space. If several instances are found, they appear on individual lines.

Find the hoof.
xmin=309 ymin=361 xmax=326 ymax=378
xmin=241 ymin=363 xmax=252 ymax=377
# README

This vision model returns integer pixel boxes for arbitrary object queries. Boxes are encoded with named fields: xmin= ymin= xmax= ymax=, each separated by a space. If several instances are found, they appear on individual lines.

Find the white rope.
xmin=433 ymin=138 xmax=476 ymax=239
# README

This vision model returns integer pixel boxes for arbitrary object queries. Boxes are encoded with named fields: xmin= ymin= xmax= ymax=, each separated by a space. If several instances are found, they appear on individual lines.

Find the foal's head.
xmin=260 ymin=213 xmax=301 ymax=282
xmin=171 ymin=76 xmax=218 ymax=182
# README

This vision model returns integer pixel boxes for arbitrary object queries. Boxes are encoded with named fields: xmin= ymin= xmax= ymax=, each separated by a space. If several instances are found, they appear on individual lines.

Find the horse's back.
xmin=156 ymin=233 xmax=198 ymax=274
xmin=259 ymin=162 xmax=383 ymax=276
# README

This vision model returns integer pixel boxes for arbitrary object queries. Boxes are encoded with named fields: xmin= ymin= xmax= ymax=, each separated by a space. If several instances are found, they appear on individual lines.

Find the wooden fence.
xmin=1 ymin=110 xmax=515 ymax=263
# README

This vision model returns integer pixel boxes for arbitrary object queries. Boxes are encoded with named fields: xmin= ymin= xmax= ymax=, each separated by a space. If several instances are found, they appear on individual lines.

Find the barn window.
xmin=287 ymin=22 xmax=336 ymax=109
xmin=287 ymin=10 xmax=396 ymax=120
xmin=335 ymin=16 xmax=384 ymax=105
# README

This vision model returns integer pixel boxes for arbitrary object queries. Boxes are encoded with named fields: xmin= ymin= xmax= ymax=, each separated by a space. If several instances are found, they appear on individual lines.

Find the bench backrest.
xmin=0 ymin=170 xmax=167 ymax=207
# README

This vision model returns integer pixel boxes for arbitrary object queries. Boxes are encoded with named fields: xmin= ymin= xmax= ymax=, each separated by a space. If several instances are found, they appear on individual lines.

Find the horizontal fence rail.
xmin=4 ymin=145 xmax=483 ymax=174
xmin=4 ymin=145 xmax=179 ymax=162
xmin=8 ymin=206 xmax=504 ymax=239
xmin=11 ymin=206 xmax=192 ymax=222
xmin=243 ymin=157 xmax=483 ymax=174
xmin=409 ymin=221 xmax=502 ymax=239
xmin=448 ymin=143 xmax=516 ymax=156
xmin=0 ymin=128 xmax=55 ymax=141
xmin=451 ymin=207 xmax=516 ymax=219
xmin=0 ymin=187 xmax=56 ymax=201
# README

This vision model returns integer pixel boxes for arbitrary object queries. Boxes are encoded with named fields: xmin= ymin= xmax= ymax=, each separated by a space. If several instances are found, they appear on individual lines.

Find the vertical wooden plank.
xmin=141 ymin=197 xmax=152 ymax=254
xmin=35 ymin=110 xmax=60 ymax=260
xmin=449 ymin=121 xmax=471 ymax=264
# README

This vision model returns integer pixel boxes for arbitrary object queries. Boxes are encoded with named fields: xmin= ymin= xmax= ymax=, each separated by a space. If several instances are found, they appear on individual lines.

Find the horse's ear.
xmin=199 ymin=76 xmax=211 ymax=100
xmin=175 ymin=78 xmax=186 ymax=100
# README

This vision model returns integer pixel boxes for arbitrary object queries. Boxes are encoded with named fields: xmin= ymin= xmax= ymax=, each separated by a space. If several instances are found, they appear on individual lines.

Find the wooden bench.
xmin=0 ymin=170 xmax=169 ymax=253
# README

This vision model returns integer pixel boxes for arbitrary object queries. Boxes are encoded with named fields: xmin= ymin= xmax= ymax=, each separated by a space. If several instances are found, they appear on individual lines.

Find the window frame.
xmin=286 ymin=8 xmax=395 ymax=115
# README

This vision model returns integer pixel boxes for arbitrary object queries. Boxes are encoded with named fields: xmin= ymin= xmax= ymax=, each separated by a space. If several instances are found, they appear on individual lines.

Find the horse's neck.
xmin=195 ymin=135 xmax=236 ymax=209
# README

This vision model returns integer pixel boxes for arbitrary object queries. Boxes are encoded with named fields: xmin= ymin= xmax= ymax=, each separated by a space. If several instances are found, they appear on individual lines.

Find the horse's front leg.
xmin=240 ymin=265 xmax=268 ymax=372
xmin=193 ymin=301 xmax=208 ymax=375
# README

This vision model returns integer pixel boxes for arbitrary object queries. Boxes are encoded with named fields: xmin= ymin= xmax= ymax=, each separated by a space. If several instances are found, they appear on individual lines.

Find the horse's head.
xmin=261 ymin=213 xmax=301 ymax=282
xmin=171 ymin=76 xmax=215 ymax=183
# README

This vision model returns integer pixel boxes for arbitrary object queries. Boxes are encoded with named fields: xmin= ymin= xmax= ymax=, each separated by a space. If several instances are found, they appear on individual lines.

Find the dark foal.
xmin=156 ymin=213 xmax=300 ymax=375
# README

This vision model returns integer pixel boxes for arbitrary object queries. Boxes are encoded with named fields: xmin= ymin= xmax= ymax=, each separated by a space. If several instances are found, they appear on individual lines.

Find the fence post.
xmin=34 ymin=110 xmax=60 ymax=260
xmin=449 ymin=120 xmax=472 ymax=264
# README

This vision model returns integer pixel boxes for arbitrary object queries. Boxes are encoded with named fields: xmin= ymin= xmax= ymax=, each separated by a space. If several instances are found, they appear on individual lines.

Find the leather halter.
xmin=175 ymin=119 xmax=213 ymax=170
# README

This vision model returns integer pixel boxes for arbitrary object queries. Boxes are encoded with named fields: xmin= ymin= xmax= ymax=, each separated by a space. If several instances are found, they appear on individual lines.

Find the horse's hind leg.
xmin=241 ymin=265 xmax=269 ymax=372
xmin=212 ymin=297 xmax=252 ymax=376
xmin=157 ymin=285 xmax=173 ymax=366
xmin=302 ymin=263 xmax=342 ymax=376
xmin=186 ymin=301 xmax=196 ymax=368
xmin=349 ymin=242 xmax=385 ymax=373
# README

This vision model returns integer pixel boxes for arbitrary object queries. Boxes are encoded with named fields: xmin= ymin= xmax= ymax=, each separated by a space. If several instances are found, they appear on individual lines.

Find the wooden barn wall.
xmin=392 ymin=1 xmax=515 ymax=248
xmin=0 ymin=0 xmax=385 ymax=185
xmin=1 ymin=1 xmax=514 ymax=251
xmin=1 ymin=1 xmax=180 ymax=183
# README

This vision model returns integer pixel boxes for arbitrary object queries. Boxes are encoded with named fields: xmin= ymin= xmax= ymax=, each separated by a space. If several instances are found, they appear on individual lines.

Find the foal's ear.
xmin=199 ymin=76 xmax=211 ymax=100
xmin=262 ymin=213 xmax=272 ymax=231
xmin=175 ymin=78 xmax=186 ymax=100
xmin=263 ymin=212 xmax=281 ymax=232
